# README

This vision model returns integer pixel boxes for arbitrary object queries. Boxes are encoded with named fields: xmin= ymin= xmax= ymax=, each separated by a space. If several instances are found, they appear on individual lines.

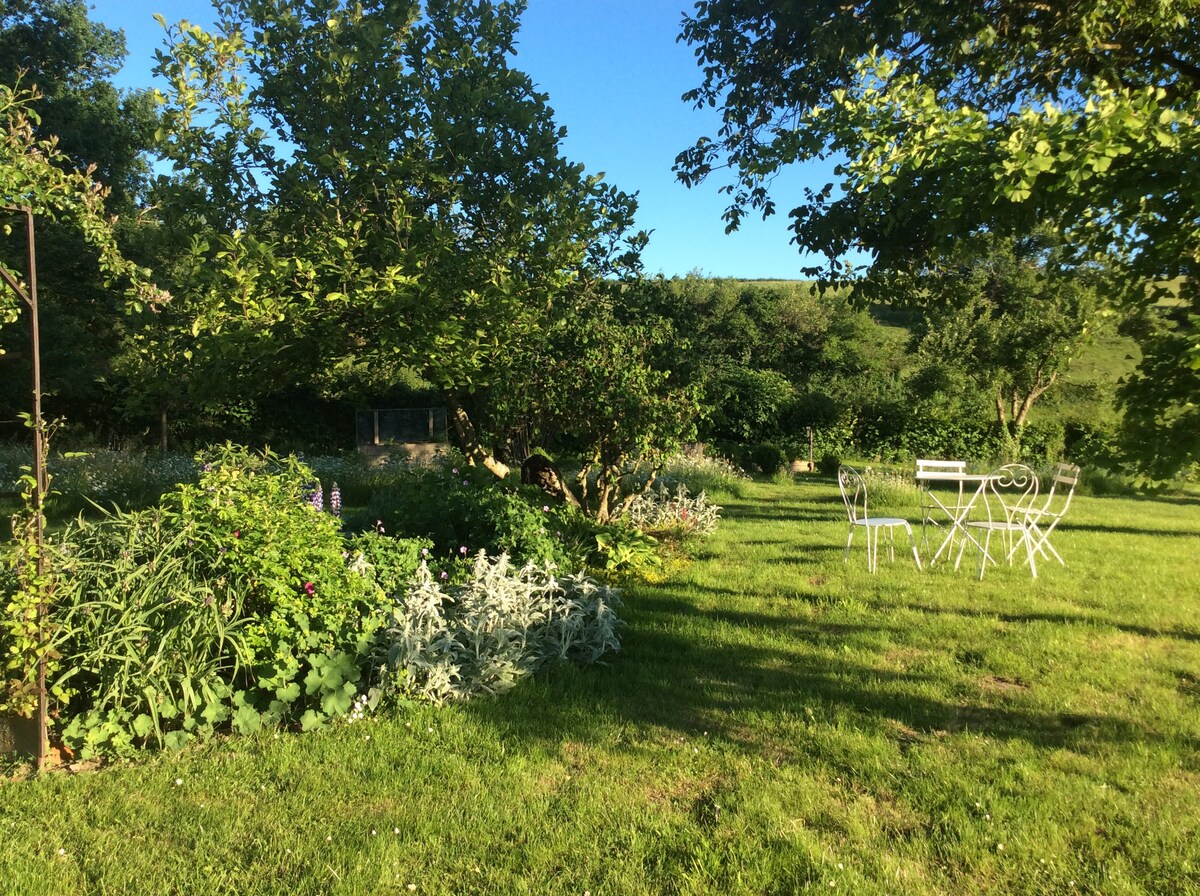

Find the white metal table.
xmin=914 ymin=470 xmax=996 ymax=565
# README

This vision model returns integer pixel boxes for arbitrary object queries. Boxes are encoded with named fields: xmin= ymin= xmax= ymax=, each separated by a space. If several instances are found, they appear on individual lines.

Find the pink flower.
xmin=459 ymin=546 xmax=468 ymax=555
xmin=303 ymin=581 xmax=315 ymax=595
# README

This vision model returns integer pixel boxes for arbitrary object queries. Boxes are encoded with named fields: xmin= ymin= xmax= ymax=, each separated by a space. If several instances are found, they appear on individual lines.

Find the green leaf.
xmin=299 ymin=708 xmax=325 ymax=731
xmin=132 ymin=714 xmax=156 ymax=738
xmin=232 ymin=703 xmax=263 ymax=735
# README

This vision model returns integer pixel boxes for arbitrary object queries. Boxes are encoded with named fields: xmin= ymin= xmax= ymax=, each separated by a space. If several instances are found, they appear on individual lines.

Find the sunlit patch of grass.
xmin=2 ymin=478 xmax=1199 ymax=894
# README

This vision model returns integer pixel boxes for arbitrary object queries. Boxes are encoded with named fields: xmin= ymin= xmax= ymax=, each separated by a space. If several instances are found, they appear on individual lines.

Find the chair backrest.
xmin=837 ymin=465 xmax=868 ymax=523
xmin=916 ymin=458 xmax=967 ymax=480
xmin=1038 ymin=462 xmax=1081 ymax=517
xmin=981 ymin=463 xmax=1039 ymax=523
xmin=1052 ymin=463 xmax=1081 ymax=489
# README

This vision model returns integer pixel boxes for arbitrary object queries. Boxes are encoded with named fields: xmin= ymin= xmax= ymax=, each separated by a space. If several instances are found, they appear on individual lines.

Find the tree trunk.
xmin=1012 ymin=373 xmax=1057 ymax=429
xmin=447 ymin=402 xmax=509 ymax=479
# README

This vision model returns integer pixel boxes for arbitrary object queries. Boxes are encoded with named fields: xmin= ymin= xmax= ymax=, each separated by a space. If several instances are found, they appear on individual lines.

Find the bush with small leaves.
xmin=355 ymin=458 xmax=581 ymax=567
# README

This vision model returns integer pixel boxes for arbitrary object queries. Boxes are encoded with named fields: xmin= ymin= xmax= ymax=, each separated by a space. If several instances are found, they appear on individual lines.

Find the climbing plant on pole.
xmin=1 ymin=83 xmax=157 ymax=768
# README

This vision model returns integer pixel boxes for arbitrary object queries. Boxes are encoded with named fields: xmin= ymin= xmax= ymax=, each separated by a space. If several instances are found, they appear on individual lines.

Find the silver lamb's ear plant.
xmin=623 ymin=482 xmax=721 ymax=536
xmin=376 ymin=554 xmax=623 ymax=705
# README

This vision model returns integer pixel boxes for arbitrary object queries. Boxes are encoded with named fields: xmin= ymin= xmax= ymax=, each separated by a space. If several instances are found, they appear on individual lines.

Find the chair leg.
xmin=1023 ymin=528 xmax=1038 ymax=579
xmin=905 ymin=523 xmax=923 ymax=571
xmin=1030 ymin=522 xmax=1065 ymax=565
xmin=845 ymin=525 xmax=854 ymax=564
xmin=977 ymin=530 xmax=994 ymax=580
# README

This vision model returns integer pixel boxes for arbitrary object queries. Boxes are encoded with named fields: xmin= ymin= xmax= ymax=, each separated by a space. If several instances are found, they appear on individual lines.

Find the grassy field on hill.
xmin=2 ymin=475 xmax=1198 ymax=894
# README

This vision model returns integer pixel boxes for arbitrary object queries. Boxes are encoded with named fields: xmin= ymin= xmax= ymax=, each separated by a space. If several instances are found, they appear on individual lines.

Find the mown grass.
xmin=2 ymin=476 xmax=1198 ymax=894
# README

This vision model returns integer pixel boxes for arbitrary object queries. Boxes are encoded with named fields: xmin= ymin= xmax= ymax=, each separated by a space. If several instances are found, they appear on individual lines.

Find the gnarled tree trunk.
xmin=447 ymin=402 xmax=509 ymax=479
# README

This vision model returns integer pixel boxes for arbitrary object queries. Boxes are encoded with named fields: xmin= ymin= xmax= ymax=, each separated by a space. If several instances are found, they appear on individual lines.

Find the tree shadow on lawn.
xmin=1055 ymin=521 xmax=1200 ymax=538
xmin=465 ymin=585 xmax=1199 ymax=764
xmin=898 ymin=602 xmax=1200 ymax=644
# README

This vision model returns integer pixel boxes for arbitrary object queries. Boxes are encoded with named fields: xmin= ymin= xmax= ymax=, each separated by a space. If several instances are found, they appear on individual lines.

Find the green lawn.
xmin=2 ymin=476 xmax=1199 ymax=895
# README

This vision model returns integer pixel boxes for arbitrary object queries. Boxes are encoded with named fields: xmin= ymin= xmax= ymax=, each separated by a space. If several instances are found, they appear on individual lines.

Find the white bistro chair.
xmin=838 ymin=466 xmax=923 ymax=573
xmin=1022 ymin=463 xmax=1081 ymax=566
xmin=955 ymin=463 xmax=1040 ymax=579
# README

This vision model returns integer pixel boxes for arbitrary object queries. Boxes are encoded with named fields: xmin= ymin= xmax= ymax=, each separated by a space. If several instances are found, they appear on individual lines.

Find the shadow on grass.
xmin=464 ymin=584 xmax=1199 ymax=764
xmin=465 ymin=479 xmax=1200 ymax=772
xmin=1055 ymin=521 xmax=1200 ymax=538
xmin=898 ymin=602 xmax=1200 ymax=643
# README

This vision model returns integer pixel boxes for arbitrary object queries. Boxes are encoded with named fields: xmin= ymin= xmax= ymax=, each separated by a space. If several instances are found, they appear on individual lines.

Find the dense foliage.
xmin=677 ymin=0 xmax=1200 ymax=476
xmin=1 ymin=445 xmax=635 ymax=758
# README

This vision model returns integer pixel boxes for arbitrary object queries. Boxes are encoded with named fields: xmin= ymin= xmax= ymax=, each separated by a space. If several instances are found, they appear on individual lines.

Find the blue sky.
xmin=92 ymin=0 xmax=836 ymax=279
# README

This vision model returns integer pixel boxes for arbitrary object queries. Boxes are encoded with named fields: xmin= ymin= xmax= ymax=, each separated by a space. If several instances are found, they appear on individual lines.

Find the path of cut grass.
xmin=1 ymin=477 xmax=1198 ymax=894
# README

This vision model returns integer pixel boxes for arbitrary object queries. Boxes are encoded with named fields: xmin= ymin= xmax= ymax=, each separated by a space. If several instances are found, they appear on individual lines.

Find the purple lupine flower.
xmin=307 ymin=481 xmax=324 ymax=512
xmin=330 ymin=481 xmax=342 ymax=517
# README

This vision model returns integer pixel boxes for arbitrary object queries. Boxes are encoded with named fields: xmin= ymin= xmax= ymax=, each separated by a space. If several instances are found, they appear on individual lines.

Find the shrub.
xmin=356 ymin=459 xmax=579 ymax=567
xmin=749 ymin=442 xmax=788 ymax=475
xmin=375 ymin=553 xmax=622 ymax=704
xmin=622 ymin=482 xmax=721 ymax=537
xmin=1019 ymin=420 xmax=1066 ymax=465
xmin=49 ymin=445 xmax=392 ymax=756
xmin=344 ymin=531 xmax=431 ymax=599
xmin=1064 ymin=419 xmax=1122 ymax=470
xmin=817 ymin=453 xmax=842 ymax=476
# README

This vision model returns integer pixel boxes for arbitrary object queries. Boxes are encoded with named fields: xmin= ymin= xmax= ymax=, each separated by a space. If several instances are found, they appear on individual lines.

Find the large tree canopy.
xmin=676 ymin=1 xmax=1200 ymax=473
xmin=904 ymin=229 xmax=1108 ymax=442
xmin=0 ymin=83 xmax=156 ymax=328
xmin=1 ymin=1 xmax=160 ymax=433
xmin=135 ymin=0 xmax=645 ymax=465
xmin=0 ymin=0 xmax=156 ymax=209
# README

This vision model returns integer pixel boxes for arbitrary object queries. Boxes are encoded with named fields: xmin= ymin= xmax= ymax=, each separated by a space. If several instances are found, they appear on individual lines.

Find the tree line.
xmin=1 ymin=0 xmax=1195 ymax=483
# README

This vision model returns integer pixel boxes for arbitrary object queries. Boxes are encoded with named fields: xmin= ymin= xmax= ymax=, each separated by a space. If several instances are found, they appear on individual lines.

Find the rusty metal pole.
xmin=24 ymin=208 xmax=48 ymax=772
xmin=2 ymin=208 xmax=49 ymax=769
